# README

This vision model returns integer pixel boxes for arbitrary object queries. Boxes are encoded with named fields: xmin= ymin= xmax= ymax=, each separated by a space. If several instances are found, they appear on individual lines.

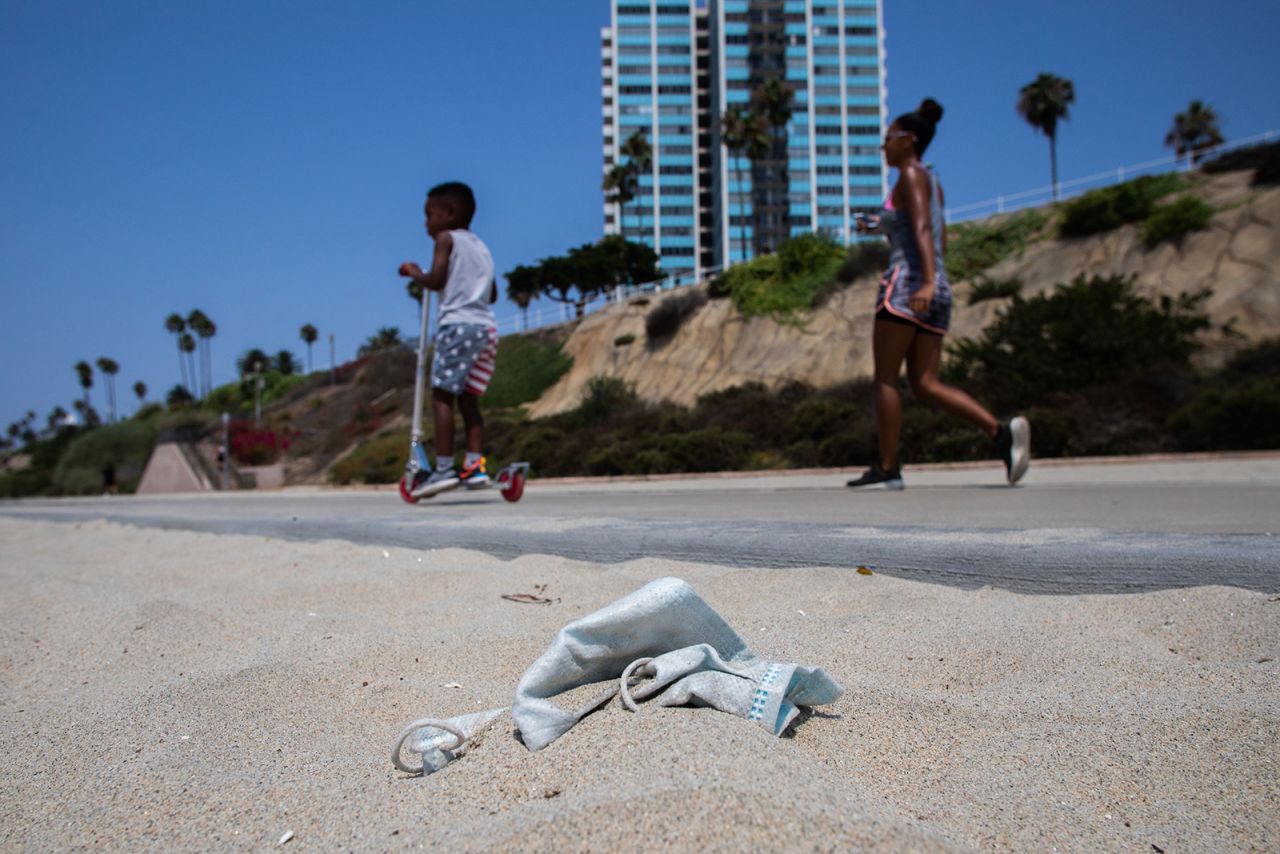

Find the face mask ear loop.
xmin=618 ymin=657 xmax=655 ymax=712
xmin=391 ymin=718 xmax=467 ymax=774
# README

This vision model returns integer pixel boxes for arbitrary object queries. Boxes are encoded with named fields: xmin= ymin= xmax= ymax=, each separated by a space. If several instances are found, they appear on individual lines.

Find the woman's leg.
xmin=905 ymin=333 xmax=999 ymax=437
xmin=872 ymin=319 xmax=919 ymax=471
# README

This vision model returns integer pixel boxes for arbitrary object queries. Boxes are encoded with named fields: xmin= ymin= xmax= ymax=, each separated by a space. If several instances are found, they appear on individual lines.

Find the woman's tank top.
xmin=882 ymin=169 xmax=945 ymax=277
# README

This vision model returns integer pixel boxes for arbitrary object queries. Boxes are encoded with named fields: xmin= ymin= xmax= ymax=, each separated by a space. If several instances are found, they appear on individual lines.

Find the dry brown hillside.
xmin=527 ymin=169 xmax=1278 ymax=418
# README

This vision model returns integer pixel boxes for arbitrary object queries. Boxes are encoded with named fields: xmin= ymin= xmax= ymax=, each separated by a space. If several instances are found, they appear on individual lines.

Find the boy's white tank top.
xmin=438 ymin=229 xmax=496 ymax=328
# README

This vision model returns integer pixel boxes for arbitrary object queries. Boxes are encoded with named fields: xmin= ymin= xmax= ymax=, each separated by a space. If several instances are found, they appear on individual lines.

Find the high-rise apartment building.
xmin=601 ymin=0 xmax=887 ymax=280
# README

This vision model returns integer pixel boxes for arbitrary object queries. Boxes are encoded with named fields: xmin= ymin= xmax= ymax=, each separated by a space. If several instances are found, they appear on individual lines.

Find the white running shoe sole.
xmin=1007 ymin=416 xmax=1031 ymax=484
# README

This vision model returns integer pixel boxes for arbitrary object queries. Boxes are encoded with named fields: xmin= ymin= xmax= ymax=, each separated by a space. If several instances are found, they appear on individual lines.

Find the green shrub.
xmin=482 ymin=333 xmax=573 ymax=409
xmin=719 ymin=234 xmax=844 ymax=323
xmin=1058 ymin=173 xmax=1183 ymax=238
xmin=328 ymin=430 xmax=406 ymax=485
xmin=645 ymin=289 xmax=707 ymax=340
xmin=1169 ymin=378 xmax=1280 ymax=451
xmin=1142 ymin=196 xmax=1213 ymax=248
xmin=835 ymin=240 xmax=891 ymax=284
xmin=1253 ymin=145 xmax=1280 ymax=186
xmin=1201 ymin=140 xmax=1280 ymax=175
xmin=967 ymin=277 xmax=1023 ymax=305
xmin=51 ymin=420 xmax=158 ymax=494
xmin=573 ymin=376 xmax=638 ymax=428
xmin=946 ymin=209 xmax=1048 ymax=281
xmin=944 ymin=274 xmax=1211 ymax=412
xmin=614 ymin=334 xmax=636 ymax=347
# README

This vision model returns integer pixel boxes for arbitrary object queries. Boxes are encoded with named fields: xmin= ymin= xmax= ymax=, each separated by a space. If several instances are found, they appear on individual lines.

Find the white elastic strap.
xmin=619 ymin=657 xmax=655 ymax=712
xmin=391 ymin=718 xmax=467 ymax=775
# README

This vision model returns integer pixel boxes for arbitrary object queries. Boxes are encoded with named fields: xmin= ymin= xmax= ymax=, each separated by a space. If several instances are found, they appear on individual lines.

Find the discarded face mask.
xmin=392 ymin=577 xmax=843 ymax=774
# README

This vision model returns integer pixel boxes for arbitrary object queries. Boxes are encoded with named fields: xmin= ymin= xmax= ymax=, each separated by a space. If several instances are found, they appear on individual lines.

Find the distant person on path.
xmin=847 ymin=98 xmax=1030 ymax=489
xmin=101 ymin=462 xmax=118 ymax=495
xmin=398 ymin=181 xmax=499 ymax=493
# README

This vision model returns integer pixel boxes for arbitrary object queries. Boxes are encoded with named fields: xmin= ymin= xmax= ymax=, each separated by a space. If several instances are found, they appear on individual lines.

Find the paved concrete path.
xmin=4 ymin=454 xmax=1277 ymax=594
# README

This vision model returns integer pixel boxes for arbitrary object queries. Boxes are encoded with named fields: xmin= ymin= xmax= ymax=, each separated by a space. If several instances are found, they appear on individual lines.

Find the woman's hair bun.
xmin=917 ymin=98 xmax=944 ymax=125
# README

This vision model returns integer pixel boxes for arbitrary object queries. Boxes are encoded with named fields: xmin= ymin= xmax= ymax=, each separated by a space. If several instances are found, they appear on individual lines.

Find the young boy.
xmin=398 ymin=181 xmax=499 ymax=496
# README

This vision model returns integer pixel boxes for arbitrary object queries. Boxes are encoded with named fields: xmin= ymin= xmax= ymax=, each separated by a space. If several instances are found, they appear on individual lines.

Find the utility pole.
xmin=329 ymin=333 xmax=337 ymax=385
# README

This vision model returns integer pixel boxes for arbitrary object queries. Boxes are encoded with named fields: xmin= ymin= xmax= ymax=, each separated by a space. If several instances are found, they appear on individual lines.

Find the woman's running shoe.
xmin=996 ymin=416 xmax=1031 ymax=484
xmin=846 ymin=464 xmax=905 ymax=490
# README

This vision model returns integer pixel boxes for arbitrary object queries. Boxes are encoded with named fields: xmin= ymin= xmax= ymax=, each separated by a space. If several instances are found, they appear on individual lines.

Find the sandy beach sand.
xmin=0 ymin=516 xmax=1276 ymax=851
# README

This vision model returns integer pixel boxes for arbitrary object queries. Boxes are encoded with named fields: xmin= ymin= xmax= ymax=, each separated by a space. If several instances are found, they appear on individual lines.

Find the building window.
xmin=847 ymin=105 xmax=878 ymax=115
xmin=617 ymin=26 xmax=650 ymax=36
xmin=657 ymin=44 xmax=690 ymax=54
xmin=619 ymin=64 xmax=650 ymax=75
xmin=659 ymin=165 xmax=693 ymax=174
xmin=620 ymin=85 xmax=651 ymax=94
xmin=657 ymin=84 xmax=691 ymax=94
xmin=664 ymin=247 xmax=696 ymax=256
xmin=660 ymin=205 xmax=694 ymax=215
xmin=845 ymin=25 xmax=876 ymax=36
xmin=661 ymin=226 xmax=693 ymax=236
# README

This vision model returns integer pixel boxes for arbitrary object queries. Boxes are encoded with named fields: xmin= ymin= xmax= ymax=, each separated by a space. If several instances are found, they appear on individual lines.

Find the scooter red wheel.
xmin=499 ymin=471 xmax=525 ymax=503
xmin=398 ymin=474 xmax=420 ymax=504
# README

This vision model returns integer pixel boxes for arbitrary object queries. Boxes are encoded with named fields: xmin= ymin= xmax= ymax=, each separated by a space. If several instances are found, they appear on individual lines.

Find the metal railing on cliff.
xmin=495 ymin=129 xmax=1278 ymax=338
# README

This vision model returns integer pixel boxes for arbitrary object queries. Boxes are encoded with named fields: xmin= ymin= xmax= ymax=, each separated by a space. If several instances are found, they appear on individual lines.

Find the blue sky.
xmin=3 ymin=0 xmax=1278 ymax=433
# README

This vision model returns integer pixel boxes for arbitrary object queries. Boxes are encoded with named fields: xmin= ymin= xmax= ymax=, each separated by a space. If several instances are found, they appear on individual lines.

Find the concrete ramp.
xmin=136 ymin=442 xmax=214 ymax=494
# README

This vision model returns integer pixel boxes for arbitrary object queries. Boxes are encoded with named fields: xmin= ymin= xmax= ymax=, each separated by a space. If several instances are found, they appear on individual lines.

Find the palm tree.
xmin=133 ymin=381 xmax=147 ymax=407
xmin=602 ymin=163 xmax=638 ymax=235
xmin=179 ymin=332 xmax=198 ymax=398
xmin=357 ymin=327 xmax=405 ymax=356
xmin=505 ymin=265 xmax=541 ymax=329
xmin=45 ymin=405 xmax=68 ymax=436
xmin=274 ymin=350 xmax=298 ymax=376
xmin=750 ymin=78 xmax=795 ymax=253
xmin=187 ymin=309 xmax=215 ymax=398
xmin=1017 ymin=73 xmax=1076 ymax=201
xmin=96 ymin=357 xmax=119 ymax=423
xmin=720 ymin=104 xmax=772 ymax=262
xmin=237 ymin=348 xmax=271 ymax=378
xmin=164 ymin=313 xmax=190 ymax=394
xmin=620 ymin=130 xmax=653 ymax=182
xmin=1165 ymin=100 xmax=1224 ymax=166
xmin=299 ymin=324 xmax=318 ymax=373
xmin=74 ymin=361 xmax=93 ymax=409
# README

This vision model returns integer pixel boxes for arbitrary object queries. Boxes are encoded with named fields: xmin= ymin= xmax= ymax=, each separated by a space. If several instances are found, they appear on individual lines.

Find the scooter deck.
xmin=399 ymin=462 xmax=529 ymax=504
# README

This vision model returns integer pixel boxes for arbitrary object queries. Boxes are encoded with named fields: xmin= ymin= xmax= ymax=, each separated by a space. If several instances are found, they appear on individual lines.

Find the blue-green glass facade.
xmin=602 ymin=2 xmax=708 ymax=281
xmin=603 ymin=0 xmax=886 ymax=275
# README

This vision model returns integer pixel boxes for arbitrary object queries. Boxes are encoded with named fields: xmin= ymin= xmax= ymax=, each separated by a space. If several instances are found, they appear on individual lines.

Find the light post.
xmin=220 ymin=411 xmax=230 ymax=490
xmin=253 ymin=361 xmax=263 ymax=427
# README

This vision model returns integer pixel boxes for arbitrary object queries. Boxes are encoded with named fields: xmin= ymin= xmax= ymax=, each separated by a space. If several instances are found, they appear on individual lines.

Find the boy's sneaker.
xmin=846 ymin=464 xmax=904 ymax=490
xmin=995 ymin=416 xmax=1031 ymax=485
xmin=460 ymin=457 xmax=490 ymax=489
xmin=411 ymin=467 xmax=459 ymax=498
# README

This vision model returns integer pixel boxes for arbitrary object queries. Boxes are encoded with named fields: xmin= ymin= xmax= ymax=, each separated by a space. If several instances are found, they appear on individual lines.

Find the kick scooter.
xmin=398 ymin=289 xmax=528 ymax=504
